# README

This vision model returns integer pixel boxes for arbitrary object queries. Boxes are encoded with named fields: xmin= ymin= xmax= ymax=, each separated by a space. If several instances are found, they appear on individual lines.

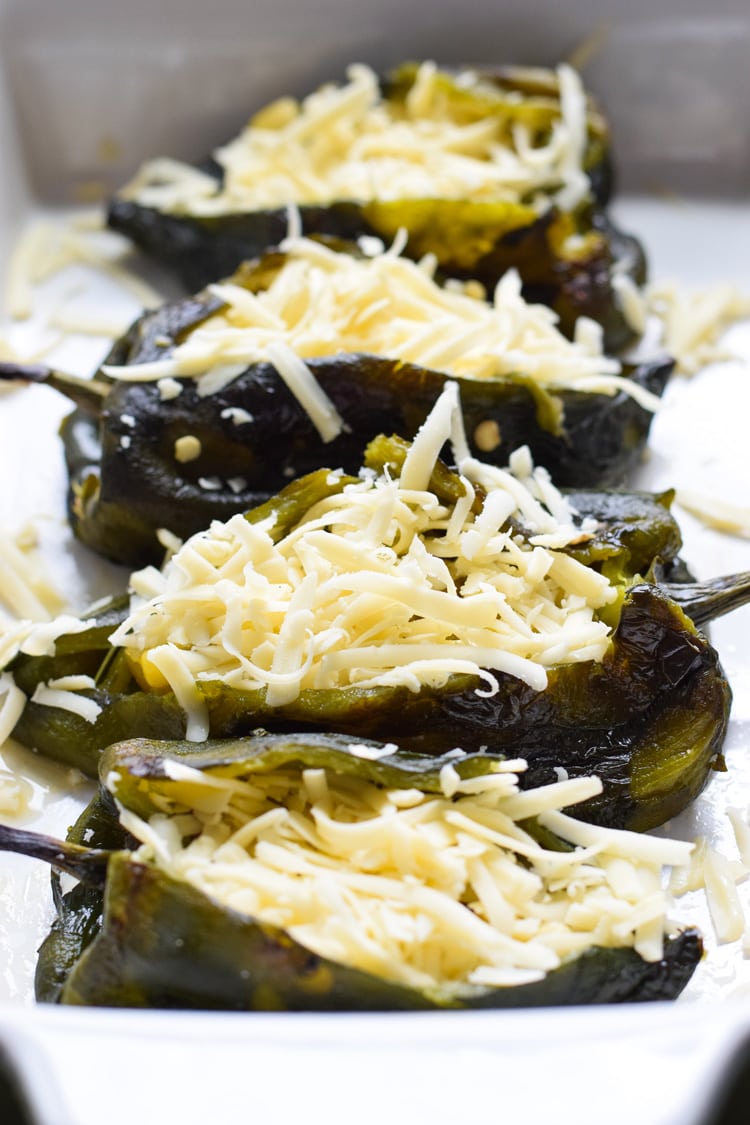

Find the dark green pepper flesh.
xmin=60 ymin=267 xmax=671 ymax=566
xmin=9 ymin=585 xmax=731 ymax=832
xmin=28 ymin=738 xmax=702 ymax=1010
xmin=59 ymin=853 xmax=701 ymax=1011
xmin=107 ymin=64 xmax=642 ymax=351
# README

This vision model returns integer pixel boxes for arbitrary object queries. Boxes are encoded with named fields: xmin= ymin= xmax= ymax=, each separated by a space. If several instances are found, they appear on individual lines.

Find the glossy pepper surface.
xmin=107 ymin=62 xmax=645 ymax=352
xmin=6 ymin=449 xmax=739 ymax=832
xmin=54 ymin=246 xmax=670 ymax=566
xmin=0 ymin=736 xmax=702 ymax=1010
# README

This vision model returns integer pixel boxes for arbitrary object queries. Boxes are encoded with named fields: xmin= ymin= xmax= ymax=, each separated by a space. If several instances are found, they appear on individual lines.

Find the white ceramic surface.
xmin=2 ymin=12 xmax=750 ymax=1122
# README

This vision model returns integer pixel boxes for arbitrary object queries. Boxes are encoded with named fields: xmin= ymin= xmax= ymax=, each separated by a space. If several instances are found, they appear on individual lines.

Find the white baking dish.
xmin=1 ymin=3 xmax=750 ymax=1120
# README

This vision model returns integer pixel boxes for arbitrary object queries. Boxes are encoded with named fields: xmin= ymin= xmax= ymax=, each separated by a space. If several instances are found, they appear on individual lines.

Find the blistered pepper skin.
xmin=107 ymin=64 xmax=640 ymax=350
xmin=61 ymin=259 xmax=671 ymax=567
xmin=24 ymin=737 xmax=703 ymax=1010
xmin=8 ymin=585 xmax=732 ymax=833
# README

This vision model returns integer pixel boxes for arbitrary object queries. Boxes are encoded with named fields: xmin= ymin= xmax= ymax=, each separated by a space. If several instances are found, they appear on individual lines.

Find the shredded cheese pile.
xmin=613 ymin=273 xmax=750 ymax=378
xmin=5 ymin=213 xmax=162 ymax=329
xmin=110 ymin=385 xmax=615 ymax=740
xmin=669 ymin=805 xmax=750 ymax=946
xmin=101 ymin=235 xmax=652 ymax=429
xmin=647 ymin=281 xmax=750 ymax=377
xmin=0 ymin=523 xmax=100 ymax=743
xmin=120 ymin=62 xmax=592 ymax=217
xmin=0 ymin=523 xmax=67 ymax=627
xmin=115 ymin=756 xmax=692 ymax=990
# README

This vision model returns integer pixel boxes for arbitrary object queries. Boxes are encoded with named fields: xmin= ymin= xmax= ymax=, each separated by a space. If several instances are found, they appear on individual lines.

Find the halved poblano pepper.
xmin=4 ymin=442 xmax=741 ymax=832
xmin=1 ymin=736 xmax=703 ymax=1010
xmin=11 ymin=236 xmax=671 ymax=566
xmin=107 ymin=62 xmax=644 ymax=350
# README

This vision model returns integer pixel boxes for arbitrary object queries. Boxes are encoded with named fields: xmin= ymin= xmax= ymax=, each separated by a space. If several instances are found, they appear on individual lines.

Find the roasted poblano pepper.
xmin=0 ymin=736 xmax=703 ymax=1010
xmin=23 ymin=242 xmax=671 ymax=567
xmin=5 ymin=443 xmax=742 ymax=832
xmin=107 ymin=62 xmax=645 ymax=350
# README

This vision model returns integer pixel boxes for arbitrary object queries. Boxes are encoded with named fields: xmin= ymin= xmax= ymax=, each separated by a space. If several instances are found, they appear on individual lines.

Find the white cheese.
xmin=728 ymin=807 xmax=750 ymax=867
xmin=109 ymin=385 xmax=615 ymax=718
xmin=4 ymin=217 xmax=163 ymax=327
xmin=0 ymin=673 xmax=27 ymax=746
xmin=113 ymin=757 xmax=691 ymax=990
xmin=0 ymin=524 xmax=67 ymax=623
xmin=120 ymin=62 xmax=593 ymax=217
xmin=264 ymin=340 xmax=344 ymax=443
xmin=0 ymin=768 xmax=33 ymax=815
xmin=676 ymin=490 xmax=750 ymax=539
xmin=703 ymin=846 xmax=746 ymax=944
xmin=174 ymin=435 xmax=202 ymax=463
xmin=30 ymin=682 xmax=102 ymax=724
xmin=157 ymin=377 xmax=184 ymax=401
xmin=101 ymin=235 xmax=635 ymax=409
xmin=647 ymin=280 xmax=750 ymax=376
xmin=220 ymin=407 xmax=255 ymax=425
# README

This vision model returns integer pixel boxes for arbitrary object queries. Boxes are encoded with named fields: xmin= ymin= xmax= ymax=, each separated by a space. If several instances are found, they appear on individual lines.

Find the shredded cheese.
xmin=30 ymin=682 xmax=102 ymax=725
xmin=100 ymin=235 xmax=646 ymax=410
xmin=646 ymin=280 xmax=750 ymax=376
xmin=703 ymin=846 xmax=746 ymax=944
xmin=113 ymin=756 xmax=692 ymax=991
xmin=0 ymin=523 xmax=67 ymax=624
xmin=4 ymin=217 xmax=164 ymax=324
xmin=120 ymin=62 xmax=593 ymax=217
xmin=110 ymin=385 xmax=615 ymax=732
xmin=0 ymin=768 xmax=33 ymax=817
xmin=676 ymin=490 xmax=750 ymax=539
xmin=0 ymin=673 xmax=27 ymax=746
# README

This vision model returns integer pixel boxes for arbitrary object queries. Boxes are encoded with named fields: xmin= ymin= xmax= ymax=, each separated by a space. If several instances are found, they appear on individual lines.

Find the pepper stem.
xmin=662 ymin=571 xmax=750 ymax=628
xmin=0 ymin=824 xmax=110 ymax=887
xmin=0 ymin=361 xmax=108 ymax=415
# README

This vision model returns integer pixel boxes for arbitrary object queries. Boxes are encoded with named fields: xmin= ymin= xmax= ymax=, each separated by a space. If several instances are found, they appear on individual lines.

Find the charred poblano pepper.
xmin=107 ymin=62 xmax=644 ymax=350
xmin=8 ymin=238 xmax=670 ymax=566
xmin=1 ymin=736 xmax=703 ymax=1010
xmin=4 ymin=439 xmax=741 ymax=832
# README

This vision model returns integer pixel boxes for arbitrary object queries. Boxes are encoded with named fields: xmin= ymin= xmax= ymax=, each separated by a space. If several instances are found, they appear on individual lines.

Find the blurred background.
xmin=0 ymin=0 xmax=748 ymax=201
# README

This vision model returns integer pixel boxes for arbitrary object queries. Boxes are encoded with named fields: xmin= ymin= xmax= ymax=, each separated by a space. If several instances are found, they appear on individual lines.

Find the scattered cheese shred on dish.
xmin=4 ymin=213 xmax=163 ymax=326
xmin=646 ymin=280 xmax=750 ymax=376
xmin=675 ymin=490 xmax=750 ymax=539
xmin=113 ymin=756 xmax=693 ymax=990
xmin=669 ymin=812 xmax=750 ymax=946
xmin=0 ymin=522 xmax=67 ymax=626
xmin=702 ymin=846 xmax=747 ymax=944
xmin=101 ymin=235 xmax=655 ymax=416
xmin=0 ymin=523 xmax=96 ymax=726
xmin=0 ymin=765 xmax=33 ymax=817
xmin=110 ymin=384 xmax=616 ymax=737
xmin=120 ymin=62 xmax=593 ymax=217
xmin=0 ymin=673 xmax=28 ymax=747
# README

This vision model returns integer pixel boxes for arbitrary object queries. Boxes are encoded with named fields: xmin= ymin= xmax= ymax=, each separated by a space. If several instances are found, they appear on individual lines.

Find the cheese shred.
xmin=112 ymin=756 xmax=692 ymax=991
xmin=100 ymin=235 xmax=639 ymax=408
xmin=120 ymin=62 xmax=594 ymax=217
xmin=110 ymin=386 xmax=615 ymax=732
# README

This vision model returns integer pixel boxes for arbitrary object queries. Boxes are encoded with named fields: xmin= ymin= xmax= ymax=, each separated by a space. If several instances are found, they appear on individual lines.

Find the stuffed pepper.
xmin=6 ymin=234 xmax=670 ymax=566
xmin=3 ymin=387 xmax=740 ymax=831
xmin=0 ymin=734 xmax=702 ymax=1010
xmin=108 ymin=61 xmax=645 ymax=351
